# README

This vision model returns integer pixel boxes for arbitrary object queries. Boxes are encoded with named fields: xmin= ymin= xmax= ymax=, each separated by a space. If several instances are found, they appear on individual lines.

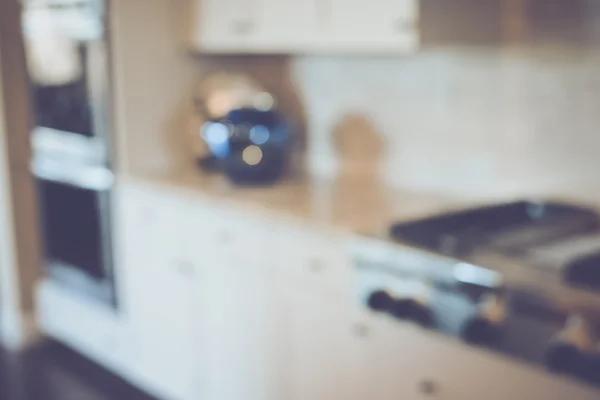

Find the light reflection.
xmin=242 ymin=145 xmax=263 ymax=166
xmin=249 ymin=125 xmax=270 ymax=145
xmin=201 ymin=122 xmax=229 ymax=144
xmin=453 ymin=263 xmax=503 ymax=288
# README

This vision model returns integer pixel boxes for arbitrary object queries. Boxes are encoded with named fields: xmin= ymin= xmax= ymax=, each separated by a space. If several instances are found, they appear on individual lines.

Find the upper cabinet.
xmin=320 ymin=0 xmax=419 ymax=53
xmin=190 ymin=0 xmax=420 ymax=54
xmin=194 ymin=0 xmax=319 ymax=52
xmin=194 ymin=0 xmax=257 ymax=52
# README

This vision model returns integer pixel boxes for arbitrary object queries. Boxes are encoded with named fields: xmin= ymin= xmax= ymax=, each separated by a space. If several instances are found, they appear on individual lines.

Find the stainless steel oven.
xmin=24 ymin=0 xmax=116 ymax=305
xmin=24 ymin=0 xmax=112 ymax=163
xmin=33 ymin=157 xmax=115 ymax=304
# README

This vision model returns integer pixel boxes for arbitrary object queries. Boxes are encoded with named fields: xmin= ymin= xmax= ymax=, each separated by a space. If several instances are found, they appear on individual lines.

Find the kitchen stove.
xmin=352 ymin=200 xmax=600 ymax=389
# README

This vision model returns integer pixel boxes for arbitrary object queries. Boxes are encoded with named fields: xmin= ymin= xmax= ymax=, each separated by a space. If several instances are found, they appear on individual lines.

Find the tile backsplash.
xmin=114 ymin=0 xmax=600 ymax=199
xmin=289 ymin=49 xmax=600 ymax=198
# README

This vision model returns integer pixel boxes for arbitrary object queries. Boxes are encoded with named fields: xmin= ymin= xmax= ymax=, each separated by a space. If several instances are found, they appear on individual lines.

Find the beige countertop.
xmin=121 ymin=166 xmax=600 ymax=240
xmin=121 ymin=168 xmax=486 ymax=237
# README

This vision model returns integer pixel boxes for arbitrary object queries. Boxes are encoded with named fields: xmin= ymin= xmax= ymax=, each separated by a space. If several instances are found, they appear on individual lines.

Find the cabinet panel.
xmin=193 ymin=0 xmax=419 ymax=53
xmin=194 ymin=0 xmax=321 ymax=52
xmin=286 ymin=289 xmax=370 ymax=400
xmin=322 ymin=0 xmax=419 ymax=52
xmin=271 ymin=223 xmax=352 ymax=297
xmin=185 ymin=201 xmax=283 ymax=400
xmin=116 ymin=186 xmax=197 ymax=400
xmin=369 ymin=320 xmax=600 ymax=400
xmin=197 ymin=0 xmax=259 ymax=50
xmin=367 ymin=320 xmax=430 ymax=400
xmin=185 ymin=203 xmax=270 ymax=276
xmin=196 ymin=265 xmax=284 ymax=400
xmin=256 ymin=0 xmax=320 ymax=51
xmin=421 ymin=335 xmax=600 ymax=400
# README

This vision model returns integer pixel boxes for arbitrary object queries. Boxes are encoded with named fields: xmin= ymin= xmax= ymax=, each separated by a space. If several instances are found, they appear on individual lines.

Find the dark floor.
xmin=0 ymin=340 xmax=158 ymax=400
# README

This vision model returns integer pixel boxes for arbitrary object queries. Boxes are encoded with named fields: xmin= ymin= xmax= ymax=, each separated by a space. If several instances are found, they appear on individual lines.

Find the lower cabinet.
xmin=367 ymin=320 xmax=600 ymax=400
xmin=116 ymin=185 xmax=198 ymax=400
xmin=367 ymin=320 xmax=439 ymax=400
xmin=283 ymin=288 xmax=371 ymax=400
xmin=195 ymin=265 xmax=284 ymax=400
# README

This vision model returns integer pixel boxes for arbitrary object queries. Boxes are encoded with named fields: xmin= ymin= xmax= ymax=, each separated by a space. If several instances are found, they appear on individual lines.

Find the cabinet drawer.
xmin=184 ymin=201 xmax=271 ymax=275
xmin=270 ymin=223 xmax=353 ymax=296
xmin=423 ymin=336 xmax=600 ymax=400
xmin=370 ymin=321 xmax=599 ymax=400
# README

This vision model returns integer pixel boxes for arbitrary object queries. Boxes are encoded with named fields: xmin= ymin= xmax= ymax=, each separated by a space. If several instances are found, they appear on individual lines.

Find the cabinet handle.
xmin=352 ymin=323 xmax=370 ymax=338
xmin=232 ymin=20 xmax=255 ymax=35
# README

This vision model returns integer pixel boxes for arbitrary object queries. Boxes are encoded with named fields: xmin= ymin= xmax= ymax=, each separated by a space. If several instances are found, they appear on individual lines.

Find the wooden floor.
xmin=0 ymin=340 xmax=158 ymax=400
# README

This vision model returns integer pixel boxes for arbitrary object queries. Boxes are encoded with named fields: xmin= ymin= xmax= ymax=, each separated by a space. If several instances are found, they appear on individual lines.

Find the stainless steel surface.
xmin=32 ymin=157 xmax=114 ymax=190
xmin=24 ymin=0 xmax=113 ymax=165
xmin=24 ymin=0 xmax=117 ymax=307
xmin=32 ymin=127 xmax=106 ymax=164
xmin=354 ymin=234 xmax=600 ymax=313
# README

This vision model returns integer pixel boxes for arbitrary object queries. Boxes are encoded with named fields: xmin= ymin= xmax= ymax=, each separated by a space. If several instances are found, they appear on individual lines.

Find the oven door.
xmin=35 ymin=162 xmax=116 ymax=306
xmin=23 ymin=0 xmax=111 ymax=164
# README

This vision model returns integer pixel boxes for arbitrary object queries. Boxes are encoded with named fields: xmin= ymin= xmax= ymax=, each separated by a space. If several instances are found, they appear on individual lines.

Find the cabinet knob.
xmin=352 ymin=323 xmax=370 ymax=338
xmin=232 ymin=20 xmax=255 ymax=35
xmin=394 ymin=18 xmax=414 ymax=33
xmin=176 ymin=261 xmax=196 ymax=278
xmin=308 ymin=258 xmax=325 ymax=274
xmin=419 ymin=379 xmax=438 ymax=396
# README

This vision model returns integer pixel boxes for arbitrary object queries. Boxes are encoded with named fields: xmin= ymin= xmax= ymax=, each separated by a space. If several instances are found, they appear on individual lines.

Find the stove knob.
xmin=367 ymin=290 xmax=394 ymax=312
xmin=392 ymin=299 xmax=434 ymax=327
xmin=461 ymin=294 xmax=506 ymax=345
xmin=585 ymin=348 xmax=600 ymax=383
xmin=545 ymin=315 xmax=594 ymax=375
xmin=391 ymin=280 xmax=435 ymax=327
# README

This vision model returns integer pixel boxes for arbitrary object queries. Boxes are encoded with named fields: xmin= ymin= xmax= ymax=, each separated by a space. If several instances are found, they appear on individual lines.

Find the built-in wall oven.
xmin=23 ymin=0 xmax=116 ymax=306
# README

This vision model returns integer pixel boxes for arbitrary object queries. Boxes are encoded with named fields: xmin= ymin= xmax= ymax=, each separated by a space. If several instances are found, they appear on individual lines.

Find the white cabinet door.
xmin=194 ymin=0 xmax=319 ymax=52
xmin=195 ymin=258 xmax=284 ymax=400
xmin=196 ymin=0 xmax=259 ymax=51
xmin=367 ymin=321 xmax=440 ymax=400
xmin=368 ymin=320 xmax=600 ymax=400
xmin=116 ymin=185 xmax=198 ymax=400
xmin=322 ymin=0 xmax=419 ymax=52
xmin=420 ymin=334 xmax=600 ymax=400
xmin=285 ymin=288 xmax=370 ymax=400
xmin=256 ymin=0 xmax=320 ymax=51
xmin=186 ymin=203 xmax=284 ymax=400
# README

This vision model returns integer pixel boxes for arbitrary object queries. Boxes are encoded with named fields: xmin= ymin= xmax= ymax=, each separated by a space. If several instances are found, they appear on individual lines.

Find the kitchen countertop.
xmin=122 ymin=167 xmax=600 ymax=239
xmin=122 ymin=167 xmax=600 ymax=310
xmin=121 ymin=167 xmax=481 ymax=237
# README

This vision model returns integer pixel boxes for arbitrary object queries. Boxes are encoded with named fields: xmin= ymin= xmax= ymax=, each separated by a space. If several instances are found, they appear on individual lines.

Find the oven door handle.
xmin=32 ymin=158 xmax=114 ymax=191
